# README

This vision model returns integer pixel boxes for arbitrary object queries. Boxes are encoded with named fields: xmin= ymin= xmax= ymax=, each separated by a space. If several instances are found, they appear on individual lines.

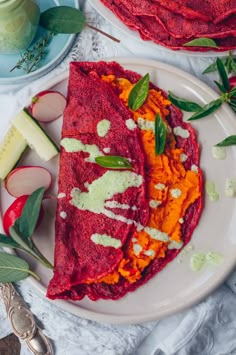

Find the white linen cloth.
xmin=0 ymin=2 xmax=236 ymax=354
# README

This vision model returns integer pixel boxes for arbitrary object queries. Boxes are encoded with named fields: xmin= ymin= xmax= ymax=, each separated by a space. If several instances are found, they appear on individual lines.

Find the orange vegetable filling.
xmin=98 ymin=75 xmax=201 ymax=284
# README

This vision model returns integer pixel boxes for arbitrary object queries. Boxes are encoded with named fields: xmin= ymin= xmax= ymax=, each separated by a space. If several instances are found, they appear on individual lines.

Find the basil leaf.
xmin=214 ymin=80 xmax=227 ymax=93
xmin=215 ymin=135 xmax=236 ymax=147
xmin=230 ymin=104 xmax=236 ymax=113
xmin=188 ymin=98 xmax=223 ymax=120
xmin=183 ymin=38 xmax=218 ymax=48
xmin=128 ymin=73 xmax=150 ymax=110
xmin=231 ymin=59 xmax=236 ymax=73
xmin=229 ymin=87 xmax=236 ymax=97
xmin=216 ymin=58 xmax=230 ymax=91
xmin=0 ymin=252 xmax=39 ymax=283
xmin=155 ymin=114 xmax=167 ymax=155
xmin=225 ymin=56 xmax=233 ymax=74
xmin=229 ymin=101 xmax=236 ymax=109
xmin=95 ymin=156 xmax=132 ymax=169
xmin=168 ymin=91 xmax=202 ymax=112
xmin=0 ymin=234 xmax=20 ymax=249
xmin=18 ymin=187 xmax=45 ymax=239
xmin=40 ymin=6 xmax=86 ymax=34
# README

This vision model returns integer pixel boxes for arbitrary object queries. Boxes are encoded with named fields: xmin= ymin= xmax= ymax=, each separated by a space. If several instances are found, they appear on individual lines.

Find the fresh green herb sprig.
xmin=0 ymin=187 xmax=53 ymax=283
xmin=155 ymin=114 xmax=167 ymax=155
xmin=215 ymin=135 xmax=236 ymax=147
xmin=127 ymin=73 xmax=167 ymax=156
xmin=95 ymin=156 xmax=132 ymax=169
xmin=168 ymin=58 xmax=236 ymax=120
xmin=0 ymin=252 xmax=39 ymax=283
xmin=128 ymin=73 xmax=150 ymax=111
xmin=203 ymin=52 xmax=236 ymax=75
xmin=40 ymin=6 xmax=120 ymax=43
xmin=183 ymin=38 xmax=218 ymax=49
xmin=10 ymin=32 xmax=54 ymax=74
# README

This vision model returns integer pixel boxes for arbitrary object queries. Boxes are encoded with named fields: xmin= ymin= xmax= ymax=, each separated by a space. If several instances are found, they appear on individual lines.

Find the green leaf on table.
xmin=202 ymin=61 xmax=218 ymax=74
xmin=155 ymin=114 xmax=167 ymax=155
xmin=95 ymin=156 xmax=132 ymax=169
xmin=231 ymin=59 xmax=236 ymax=73
xmin=40 ymin=6 xmax=86 ymax=34
xmin=18 ymin=187 xmax=45 ymax=239
xmin=229 ymin=86 xmax=236 ymax=97
xmin=188 ymin=98 xmax=223 ymax=120
xmin=128 ymin=73 xmax=150 ymax=110
xmin=225 ymin=56 xmax=233 ymax=74
xmin=0 ymin=234 xmax=20 ymax=249
xmin=183 ymin=38 xmax=218 ymax=48
xmin=215 ymin=135 xmax=236 ymax=147
xmin=168 ymin=91 xmax=202 ymax=112
xmin=0 ymin=252 xmax=38 ymax=283
xmin=214 ymin=80 xmax=227 ymax=93
xmin=216 ymin=58 xmax=230 ymax=91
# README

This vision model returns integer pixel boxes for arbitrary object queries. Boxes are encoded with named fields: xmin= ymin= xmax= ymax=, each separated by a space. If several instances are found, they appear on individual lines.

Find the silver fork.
xmin=0 ymin=283 xmax=53 ymax=355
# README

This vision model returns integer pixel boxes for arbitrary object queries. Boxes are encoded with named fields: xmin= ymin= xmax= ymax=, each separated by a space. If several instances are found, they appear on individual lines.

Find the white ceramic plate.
xmin=1 ymin=58 xmax=236 ymax=324
xmin=88 ymin=0 xmax=235 ymax=58
xmin=0 ymin=0 xmax=78 ymax=85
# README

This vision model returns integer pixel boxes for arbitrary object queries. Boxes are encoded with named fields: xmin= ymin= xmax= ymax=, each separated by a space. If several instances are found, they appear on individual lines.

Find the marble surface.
xmin=0 ymin=1 xmax=236 ymax=354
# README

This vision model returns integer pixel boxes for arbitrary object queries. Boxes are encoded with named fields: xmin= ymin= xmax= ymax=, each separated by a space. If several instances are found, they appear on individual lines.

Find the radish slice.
xmin=30 ymin=90 xmax=67 ymax=122
xmin=5 ymin=166 xmax=52 ymax=197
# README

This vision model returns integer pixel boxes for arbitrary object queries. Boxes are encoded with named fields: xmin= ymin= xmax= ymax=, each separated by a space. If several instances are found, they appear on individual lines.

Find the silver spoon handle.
xmin=0 ymin=282 xmax=53 ymax=355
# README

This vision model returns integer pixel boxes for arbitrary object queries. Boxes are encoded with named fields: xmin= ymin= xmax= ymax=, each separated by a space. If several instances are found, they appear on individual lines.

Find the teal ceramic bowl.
xmin=0 ymin=0 xmax=78 ymax=84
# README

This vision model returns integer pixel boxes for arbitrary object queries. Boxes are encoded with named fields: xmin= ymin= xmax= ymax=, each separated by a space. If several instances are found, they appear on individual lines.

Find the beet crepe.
xmin=99 ymin=0 xmax=236 ymax=51
xmin=47 ymin=61 xmax=203 ymax=301
xmin=153 ymin=0 xmax=236 ymax=24
xmin=121 ymin=0 xmax=236 ymax=39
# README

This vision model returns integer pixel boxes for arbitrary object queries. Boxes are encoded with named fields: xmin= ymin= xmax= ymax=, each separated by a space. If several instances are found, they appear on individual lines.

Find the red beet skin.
xmin=47 ymin=62 xmax=203 ymax=301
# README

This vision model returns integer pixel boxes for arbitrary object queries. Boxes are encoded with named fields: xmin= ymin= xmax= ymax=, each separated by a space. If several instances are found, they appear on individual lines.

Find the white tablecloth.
xmin=1 ymin=1 xmax=236 ymax=354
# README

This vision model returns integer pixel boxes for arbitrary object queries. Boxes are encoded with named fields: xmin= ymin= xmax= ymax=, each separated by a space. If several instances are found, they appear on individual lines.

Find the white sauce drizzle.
xmin=191 ymin=164 xmax=199 ymax=173
xmin=212 ymin=146 xmax=226 ymax=160
xmin=103 ymin=147 xmax=111 ymax=154
xmin=155 ymin=183 xmax=165 ymax=190
xmin=168 ymin=240 xmax=183 ymax=250
xmin=225 ymin=178 xmax=236 ymax=197
xmin=60 ymin=211 xmax=67 ymax=219
xmin=133 ymin=243 xmax=143 ymax=255
xmin=70 ymin=171 xmax=142 ymax=225
xmin=137 ymin=117 xmax=155 ymax=132
xmin=97 ymin=119 xmax=111 ymax=137
xmin=171 ymin=188 xmax=182 ymax=198
xmin=180 ymin=153 xmax=188 ymax=162
xmin=149 ymin=200 xmax=162 ymax=208
xmin=173 ymin=126 xmax=190 ymax=139
xmin=126 ymin=119 xmax=137 ymax=130
xmin=61 ymin=138 xmax=103 ymax=163
xmin=143 ymin=249 xmax=156 ymax=257
xmin=144 ymin=227 xmax=169 ymax=242
xmin=91 ymin=233 xmax=122 ymax=249
xmin=105 ymin=201 xmax=138 ymax=211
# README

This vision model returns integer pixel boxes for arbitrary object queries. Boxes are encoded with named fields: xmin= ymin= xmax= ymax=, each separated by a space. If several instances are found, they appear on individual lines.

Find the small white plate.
xmin=0 ymin=0 xmax=78 ymax=85
xmin=88 ymin=0 xmax=235 ymax=57
xmin=1 ymin=58 xmax=236 ymax=324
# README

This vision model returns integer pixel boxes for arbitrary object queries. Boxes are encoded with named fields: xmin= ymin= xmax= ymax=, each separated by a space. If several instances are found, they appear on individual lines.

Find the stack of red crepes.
xmin=100 ymin=0 xmax=236 ymax=51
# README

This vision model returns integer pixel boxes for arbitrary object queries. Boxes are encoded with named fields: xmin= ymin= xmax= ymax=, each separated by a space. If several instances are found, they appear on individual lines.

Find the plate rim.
xmin=88 ymin=0 xmax=235 ymax=58
xmin=2 ymin=57 xmax=236 ymax=324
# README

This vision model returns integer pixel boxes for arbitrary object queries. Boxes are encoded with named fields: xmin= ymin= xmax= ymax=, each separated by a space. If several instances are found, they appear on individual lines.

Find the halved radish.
xmin=30 ymin=90 xmax=67 ymax=122
xmin=5 ymin=166 xmax=52 ymax=198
